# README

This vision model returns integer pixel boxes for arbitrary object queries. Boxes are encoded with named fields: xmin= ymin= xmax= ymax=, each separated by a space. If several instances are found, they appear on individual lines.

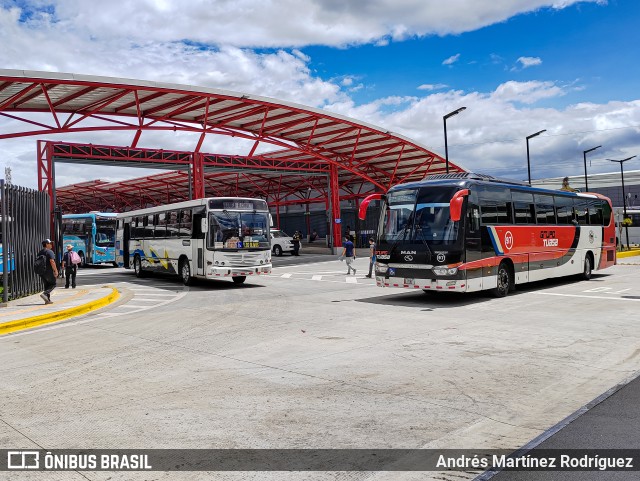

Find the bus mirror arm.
xmin=358 ymin=193 xmax=385 ymax=220
xmin=449 ymin=189 xmax=470 ymax=222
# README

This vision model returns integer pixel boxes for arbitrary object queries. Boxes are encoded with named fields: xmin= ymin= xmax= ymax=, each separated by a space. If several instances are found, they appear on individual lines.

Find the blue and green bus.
xmin=62 ymin=212 xmax=118 ymax=266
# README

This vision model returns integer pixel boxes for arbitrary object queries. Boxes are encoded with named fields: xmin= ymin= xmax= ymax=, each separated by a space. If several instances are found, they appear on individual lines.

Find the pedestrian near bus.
xmin=341 ymin=235 xmax=356 ymax=275
xmin=37 ymin=239 xmax=58 ymax=304
xmin=292 ymin=231 xmax=301 ymax=256
xmin=61 ymin=244 xmax=78 ymax=289
xmin=365 ymin=237 xmax=376 ymax=278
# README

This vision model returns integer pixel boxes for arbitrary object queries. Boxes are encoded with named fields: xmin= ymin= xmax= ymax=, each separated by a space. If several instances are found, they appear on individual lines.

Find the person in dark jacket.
xmin=61 ymin=244 xmax=78 ymax=289
xmin=37 ymin=239 xmax=58 ymax=304
xmin=292 ymin=231 xmax=301 ymax=256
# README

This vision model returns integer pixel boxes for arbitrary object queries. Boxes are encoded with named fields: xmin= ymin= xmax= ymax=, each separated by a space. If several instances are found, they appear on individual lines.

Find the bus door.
xmin=192 ymin=211 xmax=205 ymax=276
xmin=465 ymin=193 xmax=483 ymax=290
xmin=123 ymin=221 xmax=130 ymax=268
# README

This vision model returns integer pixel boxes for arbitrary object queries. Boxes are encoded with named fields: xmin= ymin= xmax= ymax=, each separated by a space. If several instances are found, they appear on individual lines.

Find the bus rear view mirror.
xmin=201 ymin=217 xmax=208 ymax=233
xmin=449 ymin=189 xmax=469 ymax=222
xmin=358 ymin=193 xmax=385 ymax=220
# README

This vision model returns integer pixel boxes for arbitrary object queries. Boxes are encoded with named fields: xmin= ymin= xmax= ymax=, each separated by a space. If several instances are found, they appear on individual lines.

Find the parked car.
xmin=270 ymin=229 xmax=300 ymax=256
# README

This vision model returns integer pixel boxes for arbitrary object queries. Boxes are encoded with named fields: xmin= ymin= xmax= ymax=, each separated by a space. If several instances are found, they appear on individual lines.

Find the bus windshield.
xmin=209 ymin=210 xmax=270 ymax=249
xmin=95 ymin=220 xmax=116 ymax=247
xmin=380 ymin=186 xmax=461 ymax=246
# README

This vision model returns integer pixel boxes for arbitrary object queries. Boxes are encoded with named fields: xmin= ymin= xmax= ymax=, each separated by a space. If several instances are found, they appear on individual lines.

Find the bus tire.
xmin=133 ymin=255 xmax=145 ymax=278
xmin=179 ymin=258 xmax=193 ymax=286
xmin=273 ymin=245 xmax=283 ymax=257
xmin=78 ymin=251 xmax=86 ymax=267
xmin=232 ymin=276 xmax=246 ymax=284
xmin=492 ymin=261 xmax=511 ymax=298
xmin=582 ymin=253 xmax=593 ymax=281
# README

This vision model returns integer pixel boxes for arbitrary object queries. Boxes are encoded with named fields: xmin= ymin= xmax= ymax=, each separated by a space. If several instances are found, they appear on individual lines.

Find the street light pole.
xmin=608 ymin=155 xmax=636 ymax=250
xmin=443 ymin=107 xmax=466 ymax=174
xmin=526 ymin=129 xmax=546 ymax=185
xmin=582 ymin=145 xmax=602 ymax=192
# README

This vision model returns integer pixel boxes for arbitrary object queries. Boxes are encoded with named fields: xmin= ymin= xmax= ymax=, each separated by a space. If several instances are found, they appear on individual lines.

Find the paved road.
xmin=1 ymin=258 xmax=640 ymax=480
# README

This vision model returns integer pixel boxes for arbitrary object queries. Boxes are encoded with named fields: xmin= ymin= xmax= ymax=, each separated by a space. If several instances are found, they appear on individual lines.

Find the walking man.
xmin=61 ymin=244 xmax=78 ymax=289
xmin=341 ymin=234 xmax=356 ymax=275
xmin=37 ymin=239 xmax=58 ymax=304
xmin=365 ymin=237 xmax=376 ymax=278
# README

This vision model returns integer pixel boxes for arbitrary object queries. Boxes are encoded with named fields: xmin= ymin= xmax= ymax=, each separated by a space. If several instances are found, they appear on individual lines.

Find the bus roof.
xmin=117 ymin=197 xmax=268 ymax=218
xmin=389 ymin=173 xmax=604 ymax=200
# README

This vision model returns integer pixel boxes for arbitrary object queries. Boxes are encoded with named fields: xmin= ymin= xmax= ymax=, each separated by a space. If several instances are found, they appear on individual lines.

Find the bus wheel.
xmin=133 ymin=255 xmax=145 ymax=278
xmin=273 ymin=245 xmax=283 ymax=257
xmin=232 ymin=276 xmax=246 ymax=284
xmin=492 ymin=262 xmax=511 ymax=298
xmin=179 ymin=258 xmax=193 ymax=286
xmin=582 ymin=254 xmax=593 ymax=281
xmin=78 ymin=251 xmax=86 ymax=267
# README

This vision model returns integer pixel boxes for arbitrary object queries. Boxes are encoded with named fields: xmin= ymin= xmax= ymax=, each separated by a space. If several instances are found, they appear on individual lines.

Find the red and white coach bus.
xmin=359 ymin=173 xmax=616 ymax=297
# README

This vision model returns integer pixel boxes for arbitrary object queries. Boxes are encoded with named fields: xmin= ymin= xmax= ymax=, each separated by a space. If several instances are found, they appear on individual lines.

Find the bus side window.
xmin=512 ymin=191 xmax=535 ymax=224
xmin=601 ymin=200 xmax=612 ymax=226
xmin=179 ymin=210 xmax=192 ymax=238
xmin=467 ymin=202 xmax=480 ymax=233
xmin=574 ymin=198 xmax=589 ymax=225
xmin=554 ymin=196 xmax=574 ymax=225
xmin=588 ymin=200 xmax=603 ymax=225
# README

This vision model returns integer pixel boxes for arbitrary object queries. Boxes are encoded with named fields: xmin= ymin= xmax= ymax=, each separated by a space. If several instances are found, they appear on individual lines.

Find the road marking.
xmin=281 ymin=273 xmax=292 ymax=278
xmin=346 ymin=277 xmax=358 ymax=284
xmin=311 ymin=275 xmax=322 ymax=281
xmin=536 ymin=292 xmax=640 ymax=302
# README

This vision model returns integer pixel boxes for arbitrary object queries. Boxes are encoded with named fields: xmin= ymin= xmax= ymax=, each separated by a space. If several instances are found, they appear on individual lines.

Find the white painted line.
xmin=536 ymin=292 xmax=640 ymax=302
xmin=345 ymin=277 xmax=358 ymax=284
xmin=129 ymin=298 xmax=165 ymax=302
xmin=281 ymin=273 xmax=292 ymax=278
xmin=127 ymin=289 xmax=180 ymax=297
xmin=111 ymin=304 xmax=158 ymax=309
xmin=311 ymin=275 xmax=323 ymax=281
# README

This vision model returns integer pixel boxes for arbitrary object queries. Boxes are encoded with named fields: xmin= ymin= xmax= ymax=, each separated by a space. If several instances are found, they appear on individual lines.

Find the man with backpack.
xmin=61 ymin=244 xmax=80 ymax=289
xmin=35 ymin=239 xmax=58 ymax=304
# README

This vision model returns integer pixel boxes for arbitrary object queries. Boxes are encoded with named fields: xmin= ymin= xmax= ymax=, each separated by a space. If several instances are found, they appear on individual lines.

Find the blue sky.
xmin=0 ymin=0 xmax=639 ymax=188
xmin=303 ymin=0 xmax=639 ymax=106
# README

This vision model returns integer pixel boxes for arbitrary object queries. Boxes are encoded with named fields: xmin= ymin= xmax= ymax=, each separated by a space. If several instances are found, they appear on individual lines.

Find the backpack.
xmin=33 ymin=254 xmax=47 ymax=275
xmin=69 ymin=251 xmax=82 ymax=265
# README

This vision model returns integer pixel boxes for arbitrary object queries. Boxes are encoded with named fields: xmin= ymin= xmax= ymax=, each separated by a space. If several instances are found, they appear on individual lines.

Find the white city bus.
xmin=116 ymin=197 xmax=272 ymax=285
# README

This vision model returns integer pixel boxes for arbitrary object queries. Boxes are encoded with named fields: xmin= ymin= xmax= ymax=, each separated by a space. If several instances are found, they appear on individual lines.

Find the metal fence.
xmin=1 ymin=181 xmax=51 ymax=302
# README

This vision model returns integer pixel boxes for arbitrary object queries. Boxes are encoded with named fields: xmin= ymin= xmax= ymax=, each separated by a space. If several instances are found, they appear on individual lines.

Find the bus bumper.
xmin=376 ymin=276 xmax=468 ymax=292
xmin=207 ymin=264 xmax=272 ymax=278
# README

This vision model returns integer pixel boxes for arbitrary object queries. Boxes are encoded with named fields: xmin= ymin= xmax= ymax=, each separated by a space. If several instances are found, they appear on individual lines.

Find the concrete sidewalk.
xmin=0 ymin=283 xmax=119 ymax=335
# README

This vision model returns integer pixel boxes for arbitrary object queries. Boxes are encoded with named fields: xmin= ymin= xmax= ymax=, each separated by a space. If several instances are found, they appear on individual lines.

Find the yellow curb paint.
xmin=0 ymin=286 xmax=120 ymax=336
xmin=617 ymin=249 xmax=640 ymax=259
xmin=0 ymin=288 xmax=90 ymax=319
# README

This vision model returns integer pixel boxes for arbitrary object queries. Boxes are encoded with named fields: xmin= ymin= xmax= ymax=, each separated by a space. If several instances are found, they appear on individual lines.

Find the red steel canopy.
xmin=0 ymin=69 xmax=466 ymax=246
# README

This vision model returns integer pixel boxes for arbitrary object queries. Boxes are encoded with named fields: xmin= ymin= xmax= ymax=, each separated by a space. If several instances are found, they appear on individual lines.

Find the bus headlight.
xmin=433 ymin=266 xmax=458 ymax=276
xmin=376 ymin=264 xmax=388 ymax=274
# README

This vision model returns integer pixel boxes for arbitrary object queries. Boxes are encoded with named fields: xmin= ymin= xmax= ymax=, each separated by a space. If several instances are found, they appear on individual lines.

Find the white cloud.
xmin=442 ymin=54 xmax=461 ymax=66
xmin=517 ymin=56 xmax=543 ymax=68
xmin=492 ymin=80 xmax=564 ymax=104
xmin=3 ymin=0 xmax=606 ymax=48
xmin=418 ymin=83 xmax=448 ymax=91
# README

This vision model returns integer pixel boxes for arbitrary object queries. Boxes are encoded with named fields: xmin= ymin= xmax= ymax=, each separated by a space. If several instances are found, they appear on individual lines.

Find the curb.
xmin=0 ymin=286 xmax=120 ymax=336
xmin=617 ymin=249 xmax=640 ymax=259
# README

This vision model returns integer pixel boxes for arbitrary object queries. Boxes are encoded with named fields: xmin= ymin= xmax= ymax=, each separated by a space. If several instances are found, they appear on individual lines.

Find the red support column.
xmin=329 ymin=163 xmax=342 ymax=251
xmin=192 ymin=152 xmax=205 ymax=199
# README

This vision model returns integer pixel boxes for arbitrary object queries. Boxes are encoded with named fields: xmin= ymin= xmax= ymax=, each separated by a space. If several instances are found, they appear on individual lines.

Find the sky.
xmin=1 ymin=0 xmax=639 ymax=189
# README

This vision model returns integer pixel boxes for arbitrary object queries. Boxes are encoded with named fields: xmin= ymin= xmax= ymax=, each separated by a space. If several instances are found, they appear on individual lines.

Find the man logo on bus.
xmin=589 ymin=230 xmax=595 ymax=244
xmin=504 ymin=231 xmax=514 ymax=251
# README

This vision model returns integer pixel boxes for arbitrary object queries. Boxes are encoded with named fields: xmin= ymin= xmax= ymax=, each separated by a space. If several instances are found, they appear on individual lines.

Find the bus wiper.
xmin=414 ymin=225 xmax=433 ymax=262
xmin=388 ymin=212 xmax=414 ymax=257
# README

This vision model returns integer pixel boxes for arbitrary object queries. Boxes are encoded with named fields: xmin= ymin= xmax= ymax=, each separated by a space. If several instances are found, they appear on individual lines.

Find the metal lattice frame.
xmin=1 ymin=69 xmax=466 ymax=247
